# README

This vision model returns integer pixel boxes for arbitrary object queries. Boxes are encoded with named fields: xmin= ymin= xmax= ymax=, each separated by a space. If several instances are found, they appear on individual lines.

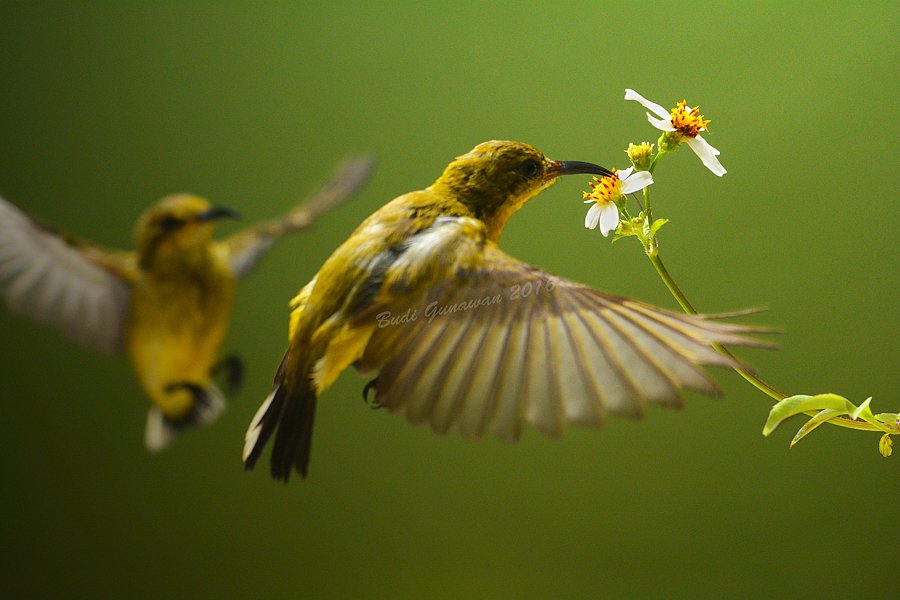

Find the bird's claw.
xmin=213 ymin=354 xmax=245 ymax=393
xmin=362 ymin=377 xmax=383 ymax=409
xmin=163 ymin=381 xmax=212 ymax=428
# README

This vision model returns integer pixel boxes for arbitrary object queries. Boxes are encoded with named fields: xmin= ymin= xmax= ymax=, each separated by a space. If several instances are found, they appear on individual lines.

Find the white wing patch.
xmin=386 ymin=216 xmax=484 ymax=283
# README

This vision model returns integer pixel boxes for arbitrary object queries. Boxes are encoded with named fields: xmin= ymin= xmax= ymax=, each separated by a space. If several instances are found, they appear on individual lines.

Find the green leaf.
xmin=650 ymin=218 xmax=669 ymax=237
xmin=790 ymin=408 xmax=843 ymax=446
xmin=850 ymin=397 xmax=872 ymax=421
xmin=874 ymin=412 xmax=899 ymax=426
xmin=762 ymin=393 xmax=852 ymax=436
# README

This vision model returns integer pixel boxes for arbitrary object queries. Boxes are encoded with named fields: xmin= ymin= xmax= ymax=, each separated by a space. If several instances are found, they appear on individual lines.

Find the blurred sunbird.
xmin=244 ymin=141 xmax=769 ymax=481
xmin=0 ymin=156 xmax=374 ymax=450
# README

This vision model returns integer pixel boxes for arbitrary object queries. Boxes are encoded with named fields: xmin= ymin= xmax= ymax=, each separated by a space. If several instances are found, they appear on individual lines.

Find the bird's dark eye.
xmin=159 ymin=215 xmax=184 ymax=231
xmin=521 ymin=159 xmax=542 ymax=179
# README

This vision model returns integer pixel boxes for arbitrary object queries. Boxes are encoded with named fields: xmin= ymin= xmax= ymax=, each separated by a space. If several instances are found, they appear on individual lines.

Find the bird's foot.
xmin=163 ymin=381 xmax=221 ymax=427
xmin=213 ymin=354 xmax=245 ymax=393
xmin=362 ymin=377 xmax=384 ymax=409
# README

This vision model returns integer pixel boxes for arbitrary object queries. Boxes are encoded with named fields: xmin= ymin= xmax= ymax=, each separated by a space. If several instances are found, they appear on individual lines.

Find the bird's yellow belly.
xmin=127 ymin=278 xmax=235 ymax=419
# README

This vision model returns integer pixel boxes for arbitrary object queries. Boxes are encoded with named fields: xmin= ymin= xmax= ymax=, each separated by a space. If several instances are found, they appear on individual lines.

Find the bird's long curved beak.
xmin=196 ymin=206 xmax=241 ymax=222
xmin=547 ymin=160 xmax=613 ymax=179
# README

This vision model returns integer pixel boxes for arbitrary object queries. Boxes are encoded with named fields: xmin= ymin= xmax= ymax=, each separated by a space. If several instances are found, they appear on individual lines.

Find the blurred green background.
xmin=1 ymin=2 xmax=896 ymax=598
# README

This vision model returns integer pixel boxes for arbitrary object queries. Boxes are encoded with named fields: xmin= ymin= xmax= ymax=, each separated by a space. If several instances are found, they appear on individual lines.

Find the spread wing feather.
xmin=0 ymin=196 xmax=134 ymax=354
xmin=357 ymin=221 xmax=771 ymax=441
xmin=224 ymin=155 xmax=375 ymax=279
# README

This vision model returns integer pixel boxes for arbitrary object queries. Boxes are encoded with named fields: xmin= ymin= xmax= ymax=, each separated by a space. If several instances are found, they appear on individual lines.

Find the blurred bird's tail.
xmin=145 ymin=383 xmax=226 ymax=452
xmin=243 ymin=356 xmax=317 ymax=482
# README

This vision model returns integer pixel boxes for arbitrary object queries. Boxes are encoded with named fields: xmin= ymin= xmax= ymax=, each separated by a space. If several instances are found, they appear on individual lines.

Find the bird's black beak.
xmin=547 ymin=160 xmax=613 ymax=179
xmin=196 ymin=206 xmax=241 ymax=222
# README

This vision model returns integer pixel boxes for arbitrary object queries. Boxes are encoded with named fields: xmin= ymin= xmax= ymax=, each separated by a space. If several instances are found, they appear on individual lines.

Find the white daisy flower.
xmin=624 ymin=88 xmax=726 ymax=176
xmin=583 ymin=167 xmax=654 ymax=237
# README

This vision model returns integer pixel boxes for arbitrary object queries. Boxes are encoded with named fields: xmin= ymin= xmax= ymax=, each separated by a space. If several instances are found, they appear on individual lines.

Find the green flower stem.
xmin=636 ymin=147 xmax=877 ymax=433
xmin=647 ymin=253 xmax=781 ymax=399
xmin=641 ymin=180 xmax=656 ymax=257
xmin=648 ymin=149 xmax=665 ymax=173
xmin=645 ymin=251 xmax=879 ymax=433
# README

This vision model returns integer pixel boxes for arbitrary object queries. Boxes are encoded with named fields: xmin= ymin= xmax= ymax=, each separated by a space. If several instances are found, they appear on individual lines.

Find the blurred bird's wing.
xmin=354 ymin=217 xmax=773 ymax=442
xmin=223 ymin=155 xmax=375 ymax=279
xmin=0 ymin=196 xmax=135 ymax=354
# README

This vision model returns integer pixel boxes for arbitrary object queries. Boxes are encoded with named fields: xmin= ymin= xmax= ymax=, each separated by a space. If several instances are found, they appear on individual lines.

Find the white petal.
xmin=624 ymin=89 xmax=671 ymax=120
xmin=620 ymin=170 xmax=654 ymax=194
xmin=646 ymin=113 xmax=676 ymax=132
xmin=617 ymin=166 xmax=635 ymax=180
xmin=691 ymin=133 xmax=720 ymax=155
xmin=599 ymin=203 xmax=620 ymax=237
xmin=686 ymin=136 xmax=726 ymax=176
xmin=584 ymin=203 xmax=601 ymax=229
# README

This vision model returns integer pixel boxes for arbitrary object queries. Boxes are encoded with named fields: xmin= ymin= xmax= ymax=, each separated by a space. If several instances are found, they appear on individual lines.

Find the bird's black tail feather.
xmin=270 ymin=380 xmax=317 ymax=481
xmin=243 ymin=353 xmax=318 ymax=482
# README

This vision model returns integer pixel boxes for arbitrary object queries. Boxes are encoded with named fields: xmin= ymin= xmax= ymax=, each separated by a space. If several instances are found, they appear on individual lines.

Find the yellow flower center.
xmin=583 ymin=169 xmax=622 ymax=204
xmin=669 ymin=100 xmax=710 ymax=138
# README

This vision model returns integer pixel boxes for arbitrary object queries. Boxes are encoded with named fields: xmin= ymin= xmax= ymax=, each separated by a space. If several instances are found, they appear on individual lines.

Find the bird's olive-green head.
xmin=432 ymin=140 xmax=611 ymax=241
xmin=135 ymin=194 xmax=239 ymax=269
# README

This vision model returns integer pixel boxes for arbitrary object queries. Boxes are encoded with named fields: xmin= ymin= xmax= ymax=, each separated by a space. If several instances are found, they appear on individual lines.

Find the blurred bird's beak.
xmin=196 ymin=206 xmax=241 ymax=222
xmin=546 ymin=160 xmax=613 ymax=179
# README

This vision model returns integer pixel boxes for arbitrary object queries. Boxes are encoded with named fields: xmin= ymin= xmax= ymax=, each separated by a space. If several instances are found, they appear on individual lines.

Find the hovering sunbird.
xmin=243 ymin=141 xmax=771 ymax=482
xmin=0 ymin=155 xmax=374 ymax=451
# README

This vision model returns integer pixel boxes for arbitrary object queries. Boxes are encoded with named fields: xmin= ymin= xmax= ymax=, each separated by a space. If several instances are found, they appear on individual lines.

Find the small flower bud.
xmin=879 ymin=433 xmax=893 ymax=458
xmin=625 ymin=142 xmax=654 ymax=170
xmin=657 ymin=131 xmax=682 ymax=154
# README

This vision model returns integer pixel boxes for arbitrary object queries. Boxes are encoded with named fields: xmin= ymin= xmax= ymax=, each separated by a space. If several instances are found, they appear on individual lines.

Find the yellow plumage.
xmin=128 ymin=197 xmax=238 ymax=422
xmin=243 ymin=141 xmax=772 ymax=482
xmin=0 ymin=156 xmax=373 ymax=450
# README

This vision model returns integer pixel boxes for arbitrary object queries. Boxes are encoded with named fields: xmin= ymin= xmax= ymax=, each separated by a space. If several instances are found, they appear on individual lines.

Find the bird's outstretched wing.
xmin=0 ymin=196 xmax=135 ymax=354
xmin=223 ymin=155 xmax=376 ymax=279
xmin=353 ymin=217 xmax=773 ymax=442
